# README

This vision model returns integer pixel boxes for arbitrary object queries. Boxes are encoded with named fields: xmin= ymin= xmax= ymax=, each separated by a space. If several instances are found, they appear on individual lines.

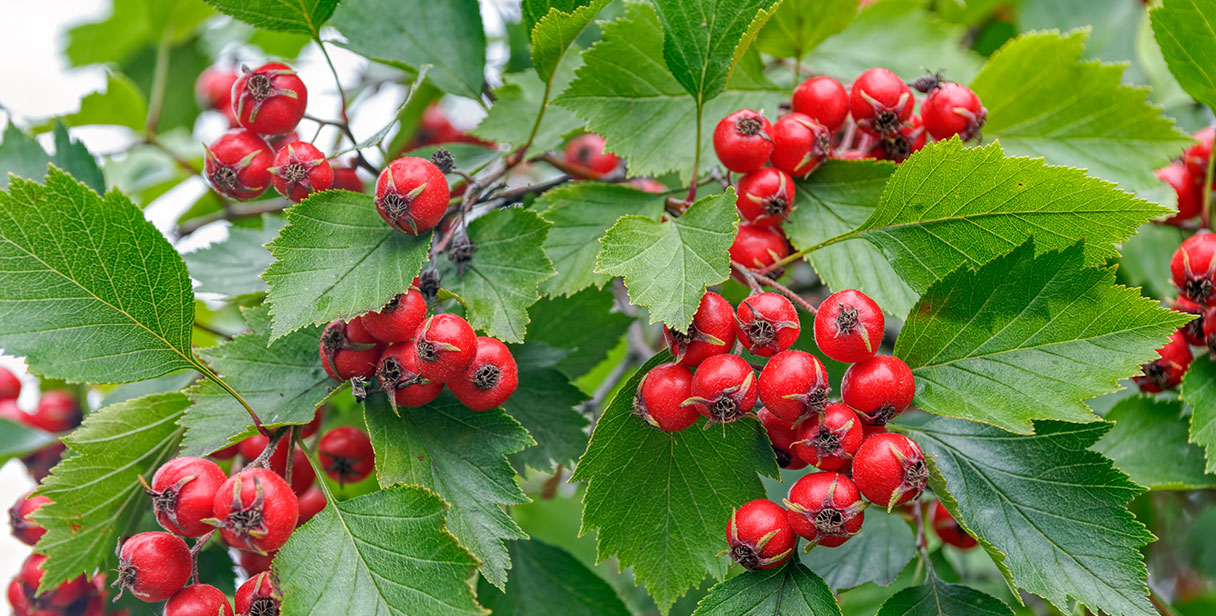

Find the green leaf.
xmin=784 ymin=159 xmax=915 ymax=319
xmin=894 ymin=241 xmax=1188 ymax=434
xmin=263 ymin=190 xmax=431 ymax=341
xmin=364 ymin=393 xmax=534 ymax=589
xmin=536 ymin=182 xmax=666 ymax=298
xmin=803 ymin=508 xmax=914 ymax=591
xmin=857 ymin=140 xmax=1169 ymax=294
xmin=49 ymin=124 xmax=105 ymax=195
xmin=1151 ymin=0 xmax=1216 ymax=110
xmin=65 ymin=0 xmax=213 ymax=67
xmin=531 ymin=0 xmax=609 ymax=82
xmin=331 ymin=0 xmax=486 ymax=100
xmin=276 ymin=485 xmax=483 ymax=615
xmin=571 ymin=354 xmax=779 ymax=613
xmin=755 ymin=0 xmax=858 ymax=59
xmin=876 ymin=570 xmax=1013 ymax=616
xmin=31 ymin=393 xmax=188 ymax=592
xmin=477 ymin=539 xmax=631 ymax=616
xmin=0 ymin=418 xmax=56 ymax=464
xmin=181 ymin=305 xmax=331 ymax=456
xmin=1092 ymin=396 xmax=1216 ymax=491
xmin=62 ymin=73 xmax=147 ymax=131
xmin=0 ymin=169 xmax=196 ymax=383
xmin=691 ymin=560 xmax=842 ymax=616
xmin=504 ymin=344 xmax=590 ymax=472
xmin=522 ymin=0 xmax=589 ymax=34
xmin=650 ymin=0 xmax=780 ymax=103
xmin=473 ymin=57 xmax=586 ymax=157
xmin=906 ymin=418 xmax=1156 ymax=616
xmin=1018 ymin=0 xmax=1141 ymax=68
xmin=435 ymin=208 xmax=554 ymax=343
xmin=1181 ymin=355 xmax=1216 ymax=474
xmin=203 ymin=0 xmax=337 ymax=35
xmin=0 ymin=122 xmax=103 ymax=195
xmin=184 ymin=214 xmax=285 ymax=297
xmin=596 ymin=190 xmax=737 ymax=332
xmin=1116 ymin=223 xmax=1186 ymax=303
xmin=525 ymin=288 xmax=632 ymax=378
xmin=195 ymin=542 xmax=237 ymax=596
xmin=972 ymin=30 xmax=1191 ymax=202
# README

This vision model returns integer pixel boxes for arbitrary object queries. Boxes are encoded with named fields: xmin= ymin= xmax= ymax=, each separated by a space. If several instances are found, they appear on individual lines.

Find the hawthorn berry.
xmin=921 ymin=82 xmax=987 ymax=142
xmin=235 ymin=572 xmax=281 ymax=616
xmin=758 ymin=408 xmax=807 ymax=470
xmin=736 ymin=167 xmax=795 ymax=227
xmin=375 ymin=157 xmax=450 ymax=235
xmin=239 ymin=551 xmax=275 ymax=576
xmin=320 ymin=319 xmax=382 ymax=381
xmin=850 ymin=67 xmax=914 ymax=136
xmin=841 ymin=355 xmax=915 ymax=425
xmin=211 ymin=443 xmax=240 ymax=460
xmin=196 ymin=67 xmax=239 ymax=115
xmin=297 ymin=484 xmax=328 ymax=525
xmin=332 ymin=162 xmax=365 ymax=193
xmin=686 ymin=354 xmax=757 ymax=425
xmin=792 ymin=76 xmax=849 ymax=133
xmin=872 ymin=115 xmax=926 ymax=163
xmin=769 ymin=113 xmax=831 ymax=178
xmin=0 ymin=366 xmax=20 ymax=400
xmin=9 ymin=490 xmax=50 ymax=546
xmin=204 ymin=129 xmax=274 ymax=201
xmin=713 ymin=109 xmax=774 ymax=173
xmin=861 ymin=422 xmax=889 ymax=441
xmin=113 ymin=532 xmax=192 ymax=602
xmin=814 ymin=289 xmax=884 ymax=363
xmin=1134 ymin=330 xmax=1193 ymax=393
xmin=1204 ymin=306 xmax=1216 ymax=354
xmin=784 ymin=472 xmax=865 ymax=547
xmin=736 ymin=292 xmax=800 ymax=357
xmin=931 ymin=501 xmax=976 ymax=549
xmin=1175 ymin=295 xmax=1205 ymax=346
xmin=449 ymin=337 xmax=519 ymax=411
xmin=21 ymin=442 xmax=64 ymax=482
xmin=302 ymin=407 xmax=323 ymax=438
xmin=210 ymin=467 xmax=299 ymax=554
xmin=1183 ymin=127 xmax=1214 ymax=180
xmin=319 ymin=426 xmax=375 ymax=485
xmin=1171 ymin=232 xmax=1216 ymax=304
xmin=236 ymin=435 xmax=316 ymax=495
xmin=268 ymin=142 xmax=333 ymax=203
xmin=27 ymin=390 xmax=81 ymax=433
xmin=19 ymin=554 xmax=90 ymax=609
xmin=360 ymin=290 xmax=427 ymax=343
xmin=1158 ymin=163 xmax=1202 ymax=225
xmin=377 ymin=343 xmax=444 ymax=408
xmin=792 ymin=403 xmax=863 ymax=471
xmin=852 ymin=433 xmax=928 ymax=510
xmin=0 ymin=399 xmax=24 ymax=427
xmin=563 ymin=133 xmax=620 ymax=175
xmin=725 ymin=499 xmax=796 ymax=570
xmin=663 ymin=291 xmax=736 ymax=367
xmin=635 ymin=362 xmax=701 ymax=432
xmin=232 ymin=63 xmax=307 ymax=136
xmin=7 ymin=577 xmax=31 ymax=616
xmin=149 ymin=456 xmax=228 ymax=537
xmin=729 ymin=224 xmax=789 ymax=273
xmin=758 ymin=350 xmax=830 ymax=422
xmin=164 ymin=584 xmax=234 ymax=616
xmin=413 ymin=314 xmax=477 ymax=383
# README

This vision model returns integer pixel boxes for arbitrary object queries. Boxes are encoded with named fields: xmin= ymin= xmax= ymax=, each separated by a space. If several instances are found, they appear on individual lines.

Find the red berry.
xmin=235 ymin=572 xmax=281 ymax=616
xmin=921 ymin=82 xmax=986 ymax=141
xmin=302 ymin=407 xmax=323 ymax=438
xmin=1204 ymin=306 xmax=1216 ymax=355
xmin=360 ymin=290 xmax=427 ymax=343
xmin=629 ymin=177 xmax=667 ymax=193
xmin=28 ymin=390 xmax=81 ymax=433
xmin=237 ymin=435 xmax=315 ymax=495
xmin=1176 ymin=295 xmax=1206 ymax=346
xmin=1158 ymin=164 xmax=1202 ymax=225
xmin=9 ymin=491 xmax=50 ymax=546
xmin=297 ymin=484 xmax=328 ymax=524
xmin=725 ymin=499 xmax=796 ymax=570
xmin=196 ymin=67 xmax=238 ymax=114
xmin=211 ymin=468 xmax=299 ymax=554
xmin=841 ymin=355 xmax=915 ymax=425
xmin=713 ymin=109 xmax=774 ymax=173
xmin=149 ymin=456 xmax=227 ymax=537
xmin=784 ymin=472 xmax=865 ymax=547
xmin=729 ymin=224 xmax=789 ymax=273
xmin=449 ymin=337 xmax=519 ymax=411
xmin=736 ymin=168 xmax=795 ymax=227
xmin=319 ymin=426 xmax=375 ymax=485
xmin=814 ymin=289 xmax=884 ymax=363
xmin=320 ymin=320 xmax=383 ymax=381
xmin=792 ymin=403 xmax=863 ymax=471
xmin=211 ymin=443 xmax=239 ymax=460
xmin=0 ymin=366 xmax=21 ymax=400
xmin=232 ymin=62 xmax=307 ymax=136
xmin=757 ymin=408 xmax=807 ymax=470
xmin=344 ymin=315 xmax=379 ymax=346
xmin=375 ymin=157 xmax=450 ymax=235
xmin=164 ymin=584 xmax=234 ymax=616
xmin=872 ymin=114 xmax=926 ymax=163
xmin=0 ymin=399 xmax=25 ymax=427
xmin=850 ymin=68 xmax=914 ymax=136
xmin=269 ymin=141 xmax=333 ymax=203
xmin=377 ymin=343 xmax=444 ymax=408
xmin=736 ymin=292 xmax=800 ymax=357
xmin=662 ymin=291 xmax=736 ymax=367
xmin=21 ymin=442 xmax=64 ymax=482
xmin=18 ymin=554 xmax=89 ymax=609
xmin=1183 ymin=127 xmax=1214 ymax=180
xmin=634 ymin=362 xmax=701 ymax=432
xmin=413 ymin=314 xmax=477 ymax=383
xmin=204 ymin=129 xmax=274 ymax=201
xmin=770 ymin=113 xmax=831 ymax=178
xmin=861 ymin=422 xmax=889 ymax=441
xmin=1172 ymin=232 xmax=1216 ymax=304
xmin=687 ymin=354 xmax=757 ymax=424
xmin=563 ymin=134 xmax=620 ymax=175
xmin=931 ymin=501 xmax=976 ymax=549
xmin=412 ymin=104 xmax=463 ymax=147
xmin=758 ymin=350 xmax=830 ymax=422
xmin=238 ymin=550 xmax=275 ymax=576
xmin=7 ymin=577 xmax=31 ymax=616
xmin=332 ymin=162 xmax=365 ymax=193
xmin=113 ymin=532 xmax=192 ymax=602
xmin=852 ymin=433 xmax=927 ymax=510
xmin=792 ymin=77 xmax=849 ymax=133
xmin=1134 ymin=330 xmax=1193 ymax=393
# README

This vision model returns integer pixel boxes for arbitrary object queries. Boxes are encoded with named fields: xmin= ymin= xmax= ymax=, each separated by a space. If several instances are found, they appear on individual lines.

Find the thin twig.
xmin=731 ymin=261 xmax=818 ymax=314
xmin=1149 ymin=591 xmax=1176 ymax=616
xmin=177 ymin=200 xmax=289 ymax=236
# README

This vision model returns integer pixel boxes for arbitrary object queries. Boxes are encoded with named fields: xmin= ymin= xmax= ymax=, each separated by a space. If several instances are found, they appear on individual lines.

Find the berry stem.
xmin=145 ymin=28 xmax=172 ymax=135
xmin=193 ymin=361 xmax=266 ymax=436
xmin=188 ymin=529 xmax=215 ymax=585
xmin=688 ymin=104 xmax=704 ymax=203
xmin=757 ymin=229 xmax=861 ymax=276
xmin=315 ymin=40 xmax=380 ymax=177
xmin=1150 ymin=590 xmax=1178 ymax=616
xmin=731 ymin=261 xmax=818 ymax=315
xmin=537 ymin=152 xmax=611 ymax=181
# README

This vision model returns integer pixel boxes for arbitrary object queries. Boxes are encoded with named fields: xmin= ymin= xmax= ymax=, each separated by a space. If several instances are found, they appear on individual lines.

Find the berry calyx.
xmin=413 ymin=314 xmax=477 ymax=383
xmin=736 ymin=167 xmax=796 ymax=227
xmin=758 ymin=350 xmax=830 ymax=423
xmin=852 ymin=433 xmax=928 ymax=510
xmin=319 ymin=320 xmax=383 ymax=381
xmin=1158 ymin=163 xmax=1202 ymax=225
xmin=920 ymin=82 xmax=987 ymax=142
xmin=713 ymin=109 xmax=774 ymax=173
xmin=563 ymin=133 xmax=620 ymax=175
xmin=1174 ymin=295 xmax=1206 ymax=346
xmin=0 ymin=366 xmax=22 ymax=400
xmin=784 ymin=472 xmax=866 ymax=547
xmin=725 ymin=499 xmax=796 ymax=570
xmin=377 ymin=343 xmax=444 ymax=408
xmin=208 ymin=467 xmax=299 ymax=554
xmin=318 ymin=426 xmax=375 ymax=485
xmin=268 ymin=141 xmax=333 ymax=203
xmin=164 ymin=584 xmax=234 ymax=616
xmin=1134 ymin=330 xmax=1193 ymax=393
xmin=663 ymin=291 xmax=736 ymax=367
xmin=792 ymin=403 xmax=863 ymax=471
xmin=1171 ymin=232 xmax=1216 ymax=304
xmin=872 ymin=114 xmax=926 ymax=162
xmin=635 ymin=362 xmax=701 ymax=432
xmin=360 ymin=290 xmax=427 ymax=343
xmin=814 ymin=289 xmax=884 ymax=363
xmin=758 ymin=408 xmax=807 ymax=470
xmin=840 ymin=355 xmax=915 ymax=425
xmin=26 ymin=390 xmax=81 ymax=434
xmin=236 ymin=435 xmax=316 ymax=495
xmin=736 ymin=292 xmax=801 ymax=357
xmin=375 ymin=157 xmax=450 ymax=235
xmin=769 ymin=113 xmax=832 ymax=178
xmin=685 ymin=354 xmax=757 ymax=425
xmin=931 ymin=501 xmax=976 ymax=549
xmin=850 ymin=67 xmax=914 ymax=136
xmin=729 ymin=224 xmax=789 ymax=275
xmin=113 ymin=532 xmax=192 ymax=602
xmin=149 ymin=456 xmax=228 ymax=537
xmin=236 ymin=572 xmax=281 ymax=616
xmin=792 ymin=76 xmax=849 ymax=133
xmin=9 ymin=491 xmax=50 ymax=546
xmin=232 ymin=63 xmax=307 ymax=136
xmin=448 ymin=337 xmax=519 ymax=411
xmin=204 ymin=129 xmax=274 ymax=201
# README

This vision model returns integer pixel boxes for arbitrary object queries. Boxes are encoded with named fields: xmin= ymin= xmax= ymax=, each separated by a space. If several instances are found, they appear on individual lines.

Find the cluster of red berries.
xmin=1136 ymin=230 xmax=1216 ymax=392
xmin=0 ymin=371 xmax=81 ymax=481
xmin=1155 ymin=128 xmax=1216 ymax=226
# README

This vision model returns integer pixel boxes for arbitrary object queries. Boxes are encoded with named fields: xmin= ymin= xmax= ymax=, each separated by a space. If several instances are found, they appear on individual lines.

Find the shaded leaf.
xmin=803 ymin=508 xmax=915 ymax=591
xmin=0 ymin=418 xmax=56 ymax=465
xmin=531 ymin=0 xmax=609 ymax=82
xmin=876 ymin=570 xmax=1013 ymax=616
xmin=755 ymin=0 xmax=858 ymax=59
xmin=472 ymin=56 xmax=586 ymax=157
xmin=1151 ymin=0 xmax=1216 ymax=111
xmin=1092 ymin=396 xmax=1216 ymax=490
xmin=526 ymin=288 xmax=632 ymax=378
xmin=477 ymin=539 xmax=631 ymax=616
xmin=184 ymin=214 xmax=285 ymax=297
xmin=503 ymin=344 xmax=590 ymax=472
xmin=691 ymin=560 xmax=842 ymax=616
xmin=1182 ymin=355 xmax=1216 ymax=474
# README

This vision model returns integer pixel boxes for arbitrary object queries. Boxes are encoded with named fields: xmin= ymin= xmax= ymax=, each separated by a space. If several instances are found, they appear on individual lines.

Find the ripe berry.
xmin=1175 ymin=296 xmax=1205 ymax=346
xmin=758 ymin=350 xmax=830 ymax=422
xmin=841 ymin=355 xmax=915 ymax=425
xmin=375 ymin=157 xmax=450 ymax=235
xmin=634 ymin=362 xmax=700 ymax=432
xmin=449 ymin=337 xmax=519 ymax=411
xmin=319 ymin=426 xmax=375 ymax=485
xmin=320 ymin=320 xmax=383 ymax=381
xmin=196 ymin=67 xmax=239 ymax=115
xmin=235 ymin=572 xmax=281 ymax=616
xmin=360 ymin=290 xmax=427 ymax=343
xmin=19 ymin=554 xmax=90 ymax=609
xmin=736 ymin=292 xmax=800 ymax=357
xmin=873 ymin=114 xmax=926 ymax=163
xmin=239 ymin=551 xmax=275 ymax=576
xmin=1158 ymin=164 xmax=1202 ymax=225
xmin=769 ymin=113 xmax=831 ymax=178
xmin=729 ymin=224 xmax=789 ymax=273
xmin=377 ymin=343 xmax=444 ymax=408
xmin=850 ymin=68 xmax=914 ymax=136
xmin=237 ymin=435 xmax=315 ymax=495
xmin=686 ymin=354 xmax=757 ymax=425
xmin=297 ymin=484 xmax=328 ymax=524
xmin=921 ymin=82 xmax=987 ymax=141
xmin=332 ymin=162 xmax=365 ymax=193
xmin=563 ymin=133 xmax=620 ymax=175
xmin=713 ymin=109 xmax=774 ymax=173
xmin=736 ymin=168 xmax=795 ymax=227
xmin=28 ymin=390 xmax=81 ymax=434
xmin=113 ymin=532 xmax=192 ymax=602
xmin=149 ymin=456 xmax=227 ymax=537
xmin=269 ymin=141 xmax=333 ymax=203
xmin=1183 ymin=127 xmax=1215 ymax=180
xmin=814 ymin=289 xmax=884 ymax=363
xmin=663 ymin=291 xmax=736 ymax=367
xmin=413 ymin=314 xmax=477 ymax=383
xmin=9 ymin=491 xmax=50 ymax=546
xmin=852 ymin=433 xmax=928 ymax=510
xmin=725 ymin=499 xmax=796 ymax=570
xmin=792 ymin=76 xmax=849 ymax=133
xmin=7 ymin=577 xmax=31 ymax=615
xmin=0 ymin=366 xmax=21 ymax=400
xmin=758 ymin=408 xmax=807 ymax=470
xmin=204 ymin=129 xmax=274 ymax=201
xmin=792 ymin=403 xmax=863 ymax=471
xmin=211 ymin=467 xmax=298 ymax=554
xmin=21 ymin=442 xmax=64 ymax=482
xmin=232 ymin=63 xmax=307 ymax=136
xmin=1171 ymin=232 xmax=1216 ymax=304
xmin=164 ymin=584 xmax=234 ymax=616
xmin=1134 ymin=330 xmax=1193 ymax=393
xmin=931 ymin=501 xmax=976 ymax=549
xmin=784 ymin=472 xmax=865 ymax=547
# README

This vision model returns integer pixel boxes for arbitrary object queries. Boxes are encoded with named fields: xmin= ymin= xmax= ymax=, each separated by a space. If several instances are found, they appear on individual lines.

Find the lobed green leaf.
xmin=691 ymin=560 xmax=842 ymax=616
xmin=203 ymin=0 xmax=337 ymax=35
xmin=184 ymin=214 xmax=284 ymax=298
xmin=755 ymin=0 xmax=858 ymax=60
xmin=876 ymin=570 xmax=1013 ymax=616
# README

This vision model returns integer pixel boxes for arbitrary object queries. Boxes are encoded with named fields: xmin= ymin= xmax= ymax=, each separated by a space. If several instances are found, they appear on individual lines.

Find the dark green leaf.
xmin=204 ymin=0 xmax=337 ymax=35
xmin=1092 ymin=396 xmax=1216 ymax=490
xmin=503 ymin=345 xmax=590 ymax=472
xmin=1151 ymin=0 xmax=1216 ymax=110
xmin=876 ymin=570 xmax=1013 ymax=616
xmin=650 ymin=0 xmax=781 ymax=102
xmin=691 ymin=560 xmax=842 ymax=616
xmin=0 ymin=123 xmax=54 ymax=189
xmin=195 ymin=543 xmax=237 ymax=595
xmin=477 ymin=539 xmax=631 ymax=616
xmin=803 ymin=508 xmax=915 ymax=591
xmin=49 ymin=124 xmax=105 ymax=195
xmin=1181 ymin=355 xmax=1216 ymax=474
xmin=526 ymin=288 xmax=631 ymax=378
xmin=65 ymin=0 xmax=213 ymax=66
xmin=755 ymin=0 xmax=858 ymax=59
xmin=184 ymin=214 xmax=285 ymax=297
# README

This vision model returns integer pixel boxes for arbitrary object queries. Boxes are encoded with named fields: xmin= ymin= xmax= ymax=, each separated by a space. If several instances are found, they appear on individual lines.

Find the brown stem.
xmin=731 ymin=261 xmax=818 ymax=314
xmin=540 ymin=465 xmax=564 ymax=500
xmin=1150 ymin=591 xmax=1176 ymax=616
xmin=188 ymin=529 xmax=215 ymax=584
xmin=537 ymin=152 xmax=610 ymax=181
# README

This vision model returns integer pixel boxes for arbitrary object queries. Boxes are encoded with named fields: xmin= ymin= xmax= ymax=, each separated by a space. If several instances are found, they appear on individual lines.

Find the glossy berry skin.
xmin=377 ymin=343 xmax=444 ymax=408
xmin=7 ymin=577 xmax=31 ymax=616
xmin=792 ymin=403 xmax=863 ymax=471
xmin=663 ymin=291 xmax=736 ymax=367
xmin=758 ymin=408 xmax=807 ymax=470
xmin=758 ymin=350 xmax=830 ymax=423
xmin=784 ymin=472 xmax=865 ymax=547
xmin=730 ymin=224 xmax=789 ymax=273
xmin=921 ymin=82 xmax=987 ymax=141
xmin=852 ymin=433 xmax=928 ymax=510
xmin=1134 ymin=330 xmax=1193 ymax=393
xmin=814 ymin=289 xmax=884 ymax=363
xmin=164 ymin=584 xmax=234 ymax=616
xmin=850 ymin=68 xmax=914 ymax=136
xmin=297 ymin=484 xmax=328 ymax=524
xmin=413 ymin=314 xmax=477 ymax=383
xmin=239 ymin=551 xmax=275 ymax=576
xmin=19 ymin=554 xmax=89 ymax=609
xmin=725 ymin=499 xmax=796 ymax=570
xmin=792 ymin=76 xmax=849 ymax=133
xmin=333 ymin=164 xmax=365 ymax=192
xmin=29 ymin=390 xmax=81 ymax=433
xmin=1158 ymin=163 xmax=1202 ymax=225
xmin=375 ymin=157 xmax=450 ymax=235
xmin=0 ymin=366 xmax=20 ymax=400
xmin=150 ymin=456 xmax=227 ymax=537
xmin=449 ymin=337 xmax=519 ymax=411
xmin=114 ymin=532 xmax=192 ymax=602
xmin=360 ymin=290 xmax=427 ymax=343
xmin=873 ymin=114 xmax=926 ymax=163
xmin=635 ymin=362 xmax=700 ymax=432
xmin=1175 ymin=295 xmax=1206 ymax=346
xmin=320 ymin=320 xmax=383 ymax=381
xmin=563 ymin=134 xmax=620 ymax=175
xmin=736 ymin=168 xmax=795 ymax=227
xmin=931 ymin=501 xmax=977 ymax=549
xmin=211 ymin=467 xmax=299 ymax=554
xmin=204 ymin=129 xmax=274 ymax=201
xmin=9 ymin=491 xmax=50 ymax=546
xmin=269 ymin=142 xmax=333 ymax=203
xmin=1171 ymin=232 xmax=1216 ymax=305
xmin=236 ymin=572 xmax=281 ymax=616
xmin=232 ymin=62 xmax=307 ymax=136
xmin=319 ymin=426 xmax=375 ymax=485
xmin=236 ymin=435 xmax=315 ymax=495
xmin=713 ymin=109 xmax=774 ymax=173
xmin=196 ymin=67 xmax=238 ymax=114
xmin=687 ymin=354 xmax=757 ymax=424
xmin=769 ymin=113 xmax=831 ymax=178
xmin=736 ymin=293 xmax=800 ymax=357
xmin=841 ymin=356 xmax=915 ymax=425
xmin=1184 ymin=127 xmax=1215 ymax=180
